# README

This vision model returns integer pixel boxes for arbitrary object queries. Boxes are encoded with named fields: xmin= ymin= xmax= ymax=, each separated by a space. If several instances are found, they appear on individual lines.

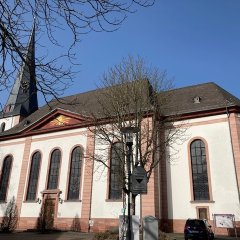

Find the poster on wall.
xmin=213 ymin=214 xmax=235 ymax=228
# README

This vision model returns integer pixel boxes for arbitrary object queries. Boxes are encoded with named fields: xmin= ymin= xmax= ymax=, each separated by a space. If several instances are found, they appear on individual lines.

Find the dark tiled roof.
xmin=160 ymin=82 xmax=240 ymax=116
xmin=0 ymin=80 xmax=153 ymax=136
xmin=1 ymin=82 xmax=240 ymax=137
xmin=0 ymin=88 xmax=105 ymax=136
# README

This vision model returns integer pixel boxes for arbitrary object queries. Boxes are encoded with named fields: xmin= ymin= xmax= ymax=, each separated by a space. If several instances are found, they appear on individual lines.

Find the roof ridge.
xmin=213 ymin=83 xmax=240 ymax=105
xmin=168 ymin=82 xmax=215 ymax=93
xmin=50 ymin=79 xmax=151 ymax=103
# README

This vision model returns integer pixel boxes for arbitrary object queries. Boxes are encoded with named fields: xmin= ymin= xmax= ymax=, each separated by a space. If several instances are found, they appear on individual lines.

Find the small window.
xmin=24 ymin=120 xmax=31 ymax=126
xmin=0 ymin=156 xmax=13 ymax=201
xmin=0 ymin=122 xmax=6 ymax=132
xmin=197 ymin=207 xmax=209 ymax=219
xmin=193 ymin=96 xmax=201 ymax=103
xmin=47 ymin=149 xmax=61 ymax=189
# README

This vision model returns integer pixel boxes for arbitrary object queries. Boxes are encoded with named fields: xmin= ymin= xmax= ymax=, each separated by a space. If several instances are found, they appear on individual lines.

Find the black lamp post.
xmin=120 ymin=126 xmax=139 ymax=240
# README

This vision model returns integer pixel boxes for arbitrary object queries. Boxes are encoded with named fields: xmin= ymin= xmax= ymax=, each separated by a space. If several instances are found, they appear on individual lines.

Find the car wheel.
xmin=184 ymin=238 xmax=188 ymax=240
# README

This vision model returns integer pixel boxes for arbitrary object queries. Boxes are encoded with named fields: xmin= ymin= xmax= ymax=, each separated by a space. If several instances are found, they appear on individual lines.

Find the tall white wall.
xmin=91 ymin=137 xmax=123 ymax=219
xmin=166 ymin=114 xmax=240 ymax=220
xmin=90 ymin=135 xmax=141 ymax=219
xmin=0 ymin=138 xmax=25 ymax=215
xmin=19 ymin=128 xmax=88 ymax=218
xmin=1 ymin=113 xmax=239 ymax=224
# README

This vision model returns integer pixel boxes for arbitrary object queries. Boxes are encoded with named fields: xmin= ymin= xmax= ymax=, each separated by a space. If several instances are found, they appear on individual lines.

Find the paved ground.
xmin=167 ymin=233 xmax=238 ymax=240
xmin=0 ymin=231 xmax=238 ymax=240
xmin=0 ymin=231 xmax=95 ymax=240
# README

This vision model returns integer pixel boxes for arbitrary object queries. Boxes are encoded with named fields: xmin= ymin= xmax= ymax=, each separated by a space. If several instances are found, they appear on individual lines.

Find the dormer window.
xmin=24 ymin=120 xmax=31 ymax=126
xmin=193 ymin=96 xmax=201 ymax=103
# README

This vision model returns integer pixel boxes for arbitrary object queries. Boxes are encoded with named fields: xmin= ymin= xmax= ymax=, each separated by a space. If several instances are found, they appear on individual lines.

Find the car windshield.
xmin=187 ymin=220 xmax=205 ymax=228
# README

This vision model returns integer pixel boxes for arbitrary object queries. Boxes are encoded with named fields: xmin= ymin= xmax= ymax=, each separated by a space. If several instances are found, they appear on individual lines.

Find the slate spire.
xmin=4 ymin=23 xmax=38 ymax=117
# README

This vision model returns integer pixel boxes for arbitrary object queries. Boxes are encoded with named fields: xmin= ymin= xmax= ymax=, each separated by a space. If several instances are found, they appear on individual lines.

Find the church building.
xmin=0 ymin=28 xmax=240 ymax=236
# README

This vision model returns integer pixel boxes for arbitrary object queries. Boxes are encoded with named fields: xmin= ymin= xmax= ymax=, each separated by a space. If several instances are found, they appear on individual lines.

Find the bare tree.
xmin=0 ymin=0 xmax=155 ymax=109
xmin=88 ymin=56 xmax=187 ymax=214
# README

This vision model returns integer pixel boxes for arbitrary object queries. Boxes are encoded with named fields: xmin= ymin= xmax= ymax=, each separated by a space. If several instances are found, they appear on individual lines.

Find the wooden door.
xmin=44 ymin=198 xmax=56 ymax=230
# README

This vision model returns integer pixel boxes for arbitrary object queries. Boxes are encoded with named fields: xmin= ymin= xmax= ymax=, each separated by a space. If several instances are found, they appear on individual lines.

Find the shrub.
xmin=93 ymin=230 xmax=118 ymax=240
xmin=1 ymin=196 xmax=19 ymax=233
xmin=159 ymin=231 xmax=171 ymax=240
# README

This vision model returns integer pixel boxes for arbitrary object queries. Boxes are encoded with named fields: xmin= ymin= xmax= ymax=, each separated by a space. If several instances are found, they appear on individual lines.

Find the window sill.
xmin=105 ymin=199 xmax=123 ymax=202
xmin=41 ymin=189 xmax=61 ymax=194
xmin=190 ymin=200 xmax=215 ymax=203
xmin=64 ymin=200 xmax=82 ymax=202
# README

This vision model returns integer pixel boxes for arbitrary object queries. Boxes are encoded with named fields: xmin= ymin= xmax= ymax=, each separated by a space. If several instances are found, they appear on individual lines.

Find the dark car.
xmin=184 ymin=218 xmax=214 ymax=240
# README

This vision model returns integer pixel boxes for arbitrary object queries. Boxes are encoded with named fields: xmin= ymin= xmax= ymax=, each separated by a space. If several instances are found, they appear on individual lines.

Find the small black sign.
xmin=132 ymin=166 xmax=147 ymax=195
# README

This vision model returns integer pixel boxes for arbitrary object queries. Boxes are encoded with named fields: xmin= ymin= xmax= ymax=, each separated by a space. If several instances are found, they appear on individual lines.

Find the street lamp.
xmin=120 ymin=126 xmax=139 ymax=240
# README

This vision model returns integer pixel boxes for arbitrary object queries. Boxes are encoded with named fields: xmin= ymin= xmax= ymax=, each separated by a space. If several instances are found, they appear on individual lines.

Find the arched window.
xmin=67 ymin=147 xmax=83 ymax=200
xmin=0 ymin=122 xmax=5 ymax=132
xmin=0 ymin=156 xmax=13 ymax=201
xmin=109 ymin=142 xmax=124 ymax=199
xmin=26 ymin=152 xmax=41 ymax=201
xmin=47 ymin=149 xmax=61 ymax=189
xmin=190 ymin=139 xmax=210 ymax=200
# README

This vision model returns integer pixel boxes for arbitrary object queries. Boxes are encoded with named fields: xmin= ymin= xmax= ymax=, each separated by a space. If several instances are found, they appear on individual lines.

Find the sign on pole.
xmin=132 ymin=166 xmax=147 ymax=195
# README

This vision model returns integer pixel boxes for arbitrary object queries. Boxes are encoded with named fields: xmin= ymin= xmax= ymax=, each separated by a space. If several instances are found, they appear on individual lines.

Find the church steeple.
xmin=3 ymin=23 xmax=38 ymax=118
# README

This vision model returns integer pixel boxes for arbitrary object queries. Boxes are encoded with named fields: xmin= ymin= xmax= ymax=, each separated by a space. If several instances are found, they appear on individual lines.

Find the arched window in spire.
xmin=0 ymin=122 xmax=5 ymax=132
xmin=26 ymin=152 xmax=41 ymax=201
xmin=0 ymin=155 xmax=13 ymax=201
xmin=47 ymin=149 xmax=61 ymax=189
xmin=67 ymin=147 xmax=83 ymax=200
xmin=190 ymin=139 xmax=210 ymax=200
xmin=109 ymin=142 xmax=124 ymax=199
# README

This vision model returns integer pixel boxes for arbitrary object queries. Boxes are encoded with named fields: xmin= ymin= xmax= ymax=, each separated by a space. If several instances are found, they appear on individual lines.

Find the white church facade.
xmin=0 ymin=28 xmax=240 ymax=236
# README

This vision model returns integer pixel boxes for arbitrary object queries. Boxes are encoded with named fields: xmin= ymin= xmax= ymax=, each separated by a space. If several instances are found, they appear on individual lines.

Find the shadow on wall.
xmin=158 ymin=144 xmax=174 ymax=234
xmin=227 ymin=227 xmax=240 ymax=237
xmin=71 ymin=214 xmax=81 ymax=232
xmin=36 ymin=196 xmax=55 ymax=233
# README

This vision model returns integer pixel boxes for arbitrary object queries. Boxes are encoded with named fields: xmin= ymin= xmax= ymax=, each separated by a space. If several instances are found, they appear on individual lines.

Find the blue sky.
xmin=2 ymin=0 xmax=240 ymax=105
xmin=64 ymin=0 xmax=240 ymax=99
